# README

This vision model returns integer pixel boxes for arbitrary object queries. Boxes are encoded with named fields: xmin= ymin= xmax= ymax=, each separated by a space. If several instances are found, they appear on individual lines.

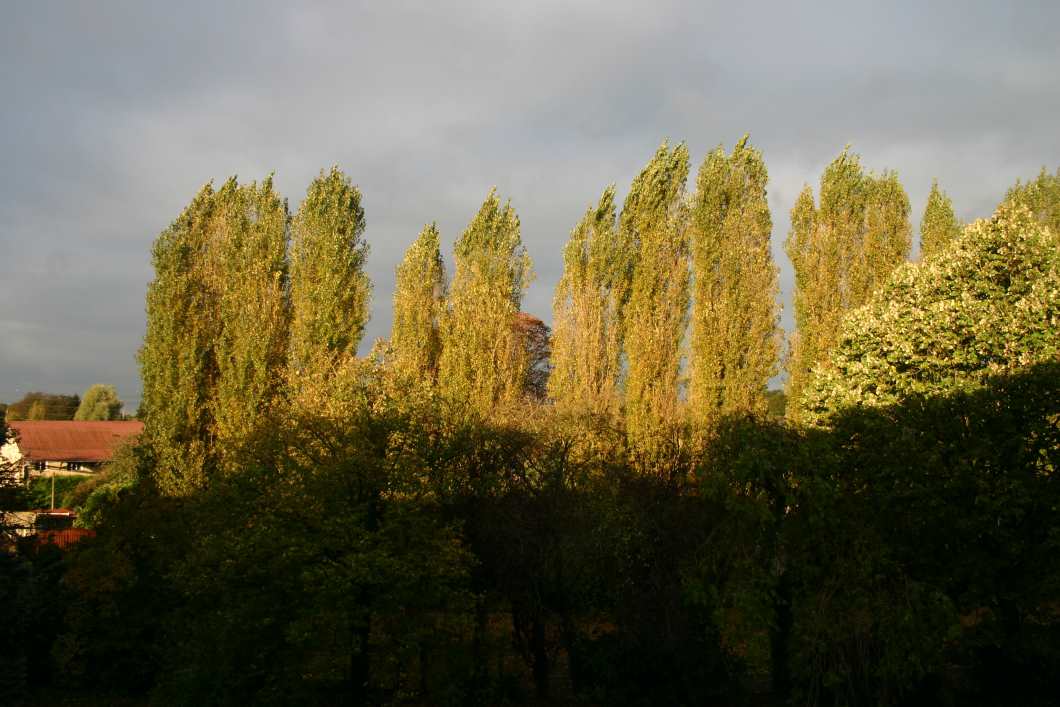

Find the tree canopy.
xmin=74 ymin=385 xmax=123 ymax=420
xmin=621 ymin=142 xmax=691 ymax=457
xmin=4 ymin=393 xmax=80 ymax=421
xmin=919 ymin=179 xmax=961 ymax=260
xmin=1005 ymin=166 xmax=1060 ymax=235
xmin=548 ymin=185 xmax=629 ymax=416
xmin=390 ymin=223 xmax=445 ymax=382
xmin=10 ymin=151 xmax=1060 ymax=707
xmin=437 ymin=189 xmax=533 ymax=418
xmin=688 ymin=135 xmax=779 ymax=437
xmin=140 ymin=177 xmax=291 ymax=493
xmin=785 ymin=149 xmax=911 ymax=420
xmin=290 ymin=167 xmax=371 ymax=370
xmin=800 ymin=203 xmax=1060 ymax=424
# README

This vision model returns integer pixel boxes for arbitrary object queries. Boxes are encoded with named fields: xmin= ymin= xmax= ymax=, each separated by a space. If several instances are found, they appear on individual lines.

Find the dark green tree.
xmin=4 ymin=392 xmax=80 ymax=421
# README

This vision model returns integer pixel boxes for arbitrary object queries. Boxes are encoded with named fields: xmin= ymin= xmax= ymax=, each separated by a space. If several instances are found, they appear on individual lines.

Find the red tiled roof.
xmin=7 ymin=420 xmax=144 ymax=462
xmin=35 ymin=528 xmax=96 ymax=550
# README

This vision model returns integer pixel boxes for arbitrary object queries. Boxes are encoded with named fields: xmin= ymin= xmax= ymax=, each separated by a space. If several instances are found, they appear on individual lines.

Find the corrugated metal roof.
xmin=7 ymin=420 xmax=144 ymax=462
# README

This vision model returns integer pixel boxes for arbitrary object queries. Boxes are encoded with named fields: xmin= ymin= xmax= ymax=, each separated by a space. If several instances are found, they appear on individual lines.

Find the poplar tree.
xmin=140 ymin=184 xmax=219 ymax=494
xmin=290 ymin=167 xmax=371 ymax=370
xmin=785 ymin=186 xmax=826 ymax=420
xmin=141 ymin=177 xmax=291 ymax=493
xmin=688 ymin=136 xmax=779 ymax=437
xmin=621 ymin=142 xmax=691 ymax=456
xmin=1004 ymin=167 xmax=1060 ymax=234
xmin=208 ymin=177 xmax=290 ymax=464
xmin=919 ymin=179 xmax=961 ymax=260
xmin=856 ymin=170 xmax=912 ymax=300
xmin=785 ymin=149 xmax=911 ymax=418
xmin=548 ymin=185 xmax=631 ymax=415
xmin=438 ymin=190 xmax=532 ymax=417
xmin=391 ymin=223 xmax=446 ymax=381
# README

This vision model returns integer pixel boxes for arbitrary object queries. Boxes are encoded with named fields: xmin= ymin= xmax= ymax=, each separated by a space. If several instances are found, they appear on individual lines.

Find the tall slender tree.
xmin=622 ymin=142 xmax=691 ymax=456
xmin=391 ymin=223 xmax=446 ymax=381
xmin=141 ymin=177 xmax=292 ymax=492
xmin=548 ymin=186 xmax=631 ymax=415
xmin=919 ymin=179 xmax=961 ymax=260
xmin=688 ymin=136 xmax=779 ymax=437
xmin=438 ymin=190 xmax=532 ymax=418
xmin=785 ymin=186 xmax=824 ymax=421
xmin=289 ymin=167 xmax=371 ymax=370
xmin=140 ymin=184 xmax=220 ymax=494
xmin=855 ymin=170 xmax=911 ymax=300
xmin=785 ymin=149 xmax=911 ymax=418
xmin=208 ymin=177 xmax=290 ymax=465
xmin=1003 ymin=167 xmax=1060 ymax=234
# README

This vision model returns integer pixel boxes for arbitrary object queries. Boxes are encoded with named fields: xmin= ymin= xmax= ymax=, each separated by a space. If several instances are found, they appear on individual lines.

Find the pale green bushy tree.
xmin=74 ymin=384 xmax=123 ymax=420
xmin=801 ymin=203 xmax=1060 ymax=424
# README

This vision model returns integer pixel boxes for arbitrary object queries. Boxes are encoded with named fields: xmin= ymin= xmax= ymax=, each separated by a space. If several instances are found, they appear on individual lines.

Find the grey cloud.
xmin=2 ymin=0 xmax=1057 ymax=407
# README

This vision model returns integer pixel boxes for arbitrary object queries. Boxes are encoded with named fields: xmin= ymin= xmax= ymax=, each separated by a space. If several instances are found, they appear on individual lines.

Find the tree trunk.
xmin=771 ymin=569 xmax=792 ymax=700
xmin=531 ymin=615 xmax=550 ymax=700
xmin=349 ymin=619 xmax=370 ymax=705
xmin=560 ymin=611 xmax=580 ymax=694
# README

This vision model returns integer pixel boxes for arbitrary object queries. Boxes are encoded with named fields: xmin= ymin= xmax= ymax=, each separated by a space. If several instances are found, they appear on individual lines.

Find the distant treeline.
xmin=1 ymin=145 xmax=1058 ymax=706
xmin=4 ymin=392 xmax=80 ymax=421
xmin=2 ymin=385 xmax=124 ymax=422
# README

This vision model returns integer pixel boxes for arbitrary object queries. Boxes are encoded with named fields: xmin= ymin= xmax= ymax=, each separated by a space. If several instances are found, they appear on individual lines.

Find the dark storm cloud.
xmin=2 ymin=1 xmax=1057 ymax=408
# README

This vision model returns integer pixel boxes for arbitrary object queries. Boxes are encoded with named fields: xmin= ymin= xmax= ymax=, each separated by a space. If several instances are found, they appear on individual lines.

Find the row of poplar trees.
xmin=140 ymin=138 xmax=963 ymax=492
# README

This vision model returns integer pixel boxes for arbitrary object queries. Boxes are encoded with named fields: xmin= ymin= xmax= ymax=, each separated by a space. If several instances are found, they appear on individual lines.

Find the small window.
xmin=65 ymin=462 xmax=81 ymax=471
xmin=32 ymin=461 xmax=46 ymax=472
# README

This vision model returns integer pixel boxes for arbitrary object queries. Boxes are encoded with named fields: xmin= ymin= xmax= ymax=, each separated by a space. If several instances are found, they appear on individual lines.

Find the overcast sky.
xmin=1 ymin=1 xmax=1057 ymax=410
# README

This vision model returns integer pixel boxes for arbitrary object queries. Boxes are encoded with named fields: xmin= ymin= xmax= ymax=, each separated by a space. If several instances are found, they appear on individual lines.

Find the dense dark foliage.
xmin=4 ymin=392 xmax=80 ymax=421
xmin=2 ymin=166 xmax=1057 ymax=706
xmin=1 ymin=363 xmax=1057 ymax=706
